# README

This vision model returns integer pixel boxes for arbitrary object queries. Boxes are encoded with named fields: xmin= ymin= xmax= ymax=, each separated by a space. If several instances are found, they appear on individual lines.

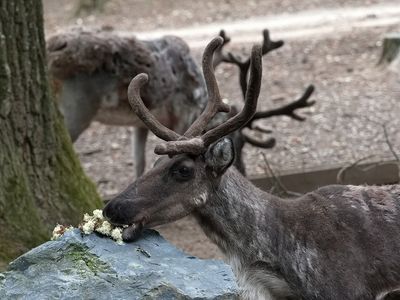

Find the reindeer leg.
xmin=132 ymin=127 xmax=148 ymax=177
xmin=59 ymin=74 xmax=102 ymax=142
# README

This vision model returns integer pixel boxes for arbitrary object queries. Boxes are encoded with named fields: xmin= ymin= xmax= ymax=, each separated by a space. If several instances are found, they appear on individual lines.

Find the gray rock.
xmin=0 ymin=229 xmax=239 ymax=299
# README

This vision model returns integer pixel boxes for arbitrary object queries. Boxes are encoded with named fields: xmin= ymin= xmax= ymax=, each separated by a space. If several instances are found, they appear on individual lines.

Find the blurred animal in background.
xmin=47 ymin=27 xmax=315 ymax=177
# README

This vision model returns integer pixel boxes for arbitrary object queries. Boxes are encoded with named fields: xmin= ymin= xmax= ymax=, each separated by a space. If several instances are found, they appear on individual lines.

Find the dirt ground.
xmin=42 ymin=0 xmax=400 ymax=259
xmin=44 ymin=0 xmax=386 ymax=34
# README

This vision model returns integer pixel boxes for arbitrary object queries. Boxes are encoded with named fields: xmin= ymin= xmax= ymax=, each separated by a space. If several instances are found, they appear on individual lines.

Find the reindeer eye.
xmin=172 ymin=165 xmax=194 ymax=181
xmin=179 ymin=166 xmax=191 ymax=176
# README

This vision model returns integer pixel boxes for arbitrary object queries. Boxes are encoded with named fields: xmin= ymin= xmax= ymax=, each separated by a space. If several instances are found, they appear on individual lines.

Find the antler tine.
xmin=213 ymin=29 xmax=284 ymax=98
xmin=236 ymin=30 xmax=284 ymax=97
xmin=201 ymin=44 xmax=262 ymax=145
xmin=212 ymin=30 xmax=232 ymax=69
xmin=212 ymin=29 xmax=247 ymax=71
xmin=249 ymin=85 xmax=315 ymax=125
xmin=238 ymin=30 xmax=284 ymax=98
xmin=184 ymin=37 xmax=230 ymax=138
xmin=261 ymin=29 xmax=284 ymax=55
xmin=154 ymin=44 xmax=263 ymax=156
xmin=127 ymin=73 xmax=181 ymax=141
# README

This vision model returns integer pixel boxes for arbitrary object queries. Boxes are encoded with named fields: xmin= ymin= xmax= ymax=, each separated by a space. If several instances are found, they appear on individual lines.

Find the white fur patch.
xmin=227 ymin=255 xmax=292 ymax=300
xmin=376 ymin=287 xmax=400 ymax=300
xmin=192 ymin=191 xmax=208 ymax=206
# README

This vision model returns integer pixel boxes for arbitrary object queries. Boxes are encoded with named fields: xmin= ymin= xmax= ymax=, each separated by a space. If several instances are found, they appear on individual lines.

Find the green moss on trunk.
xmin=0 ymin=0 xmax=102 ymax=269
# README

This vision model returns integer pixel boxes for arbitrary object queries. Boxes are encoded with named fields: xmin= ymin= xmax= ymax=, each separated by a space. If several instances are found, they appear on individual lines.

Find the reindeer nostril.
xmin=101 ymin=198 xmax=136 ymax=226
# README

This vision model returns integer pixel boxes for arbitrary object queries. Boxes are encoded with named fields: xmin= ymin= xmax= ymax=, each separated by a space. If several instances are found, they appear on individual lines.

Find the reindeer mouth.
xmin=121 ymin=222 xmax=144 ymax=242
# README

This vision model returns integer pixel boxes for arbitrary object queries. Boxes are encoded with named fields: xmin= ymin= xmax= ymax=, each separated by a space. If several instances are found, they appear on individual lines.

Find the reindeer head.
xmin=103 ymin=37 xmax=262 ymax=241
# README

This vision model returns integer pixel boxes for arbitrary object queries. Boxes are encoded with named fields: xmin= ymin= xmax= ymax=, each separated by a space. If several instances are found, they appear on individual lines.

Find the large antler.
xmin=183 ymin=37 xmax=230 ymax=138
xmin=214 ymin=29 xmax=316 ymax=148
xmin=127 ymin=37 xmax=263 ymax=156
xmin=127 ymin=74 xmax=180 ymax=141
xmin=213 ymin=29 xmax=283 ymax=97
xmin=249 ymin=84 xmax=315 ymax=125
xmin=240 ymin=85 xmax=314 ymax=148
xmin=156 ymin=44 xmax=262 ymax=156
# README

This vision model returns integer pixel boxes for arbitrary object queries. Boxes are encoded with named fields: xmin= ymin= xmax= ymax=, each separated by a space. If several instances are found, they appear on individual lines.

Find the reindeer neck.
xmin=194 ymin=167 xmax=283 ymax=267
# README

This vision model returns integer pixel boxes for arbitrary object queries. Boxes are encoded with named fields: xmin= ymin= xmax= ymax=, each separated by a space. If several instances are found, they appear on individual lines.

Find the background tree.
xmin=0 ymin=1 xmax=102 ymax=269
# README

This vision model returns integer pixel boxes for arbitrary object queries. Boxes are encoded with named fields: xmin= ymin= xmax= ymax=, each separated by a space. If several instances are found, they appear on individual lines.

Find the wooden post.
xmin=379 ymin=33 xmax=400 ymax=65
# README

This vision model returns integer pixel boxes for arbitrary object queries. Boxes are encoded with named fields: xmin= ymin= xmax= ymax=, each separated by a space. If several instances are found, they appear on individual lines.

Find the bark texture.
xmin=0 ymin=0 xmax=102 ymax=269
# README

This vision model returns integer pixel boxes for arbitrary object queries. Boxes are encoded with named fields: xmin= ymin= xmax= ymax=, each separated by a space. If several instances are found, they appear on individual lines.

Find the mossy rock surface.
xmin=0 ymin=229 xmax=238 ymax=299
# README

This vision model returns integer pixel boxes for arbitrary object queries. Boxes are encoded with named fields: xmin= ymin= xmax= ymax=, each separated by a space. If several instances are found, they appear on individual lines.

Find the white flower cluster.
xmin=51 ymin=224 xmax=73 ymax=240
xmin=51 ymin=209 xmax=125 ymax=245
xmin=79 ymin=209 xmax=124 ymax=244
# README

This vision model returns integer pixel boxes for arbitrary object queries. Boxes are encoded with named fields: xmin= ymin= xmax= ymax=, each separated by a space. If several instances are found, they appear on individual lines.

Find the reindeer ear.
xmin=205 ymin=137 xmax=235 ymax=176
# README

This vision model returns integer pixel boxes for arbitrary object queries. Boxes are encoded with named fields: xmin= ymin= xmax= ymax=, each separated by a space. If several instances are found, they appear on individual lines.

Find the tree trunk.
xmin=0 ymin=1 xmax=102 ymax=269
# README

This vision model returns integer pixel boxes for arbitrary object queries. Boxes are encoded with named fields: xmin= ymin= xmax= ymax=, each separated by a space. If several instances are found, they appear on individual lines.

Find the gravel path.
xmin=44 ymin=0 xmax=392 ymax=34
xmin=43 ymin=0 xmax=400 ymax=259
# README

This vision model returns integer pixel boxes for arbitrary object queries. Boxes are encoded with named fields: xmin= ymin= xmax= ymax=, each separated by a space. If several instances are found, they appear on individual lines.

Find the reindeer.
xmin=103 ymin=37 xmax=400 ymax=300
xmin=47 ymin=27 xmax=314 ymax=176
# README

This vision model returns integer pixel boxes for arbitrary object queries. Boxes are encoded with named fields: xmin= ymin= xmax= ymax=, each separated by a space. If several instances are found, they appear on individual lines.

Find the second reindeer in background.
xmin=47 ymin=27 xmax=314 ymax=176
